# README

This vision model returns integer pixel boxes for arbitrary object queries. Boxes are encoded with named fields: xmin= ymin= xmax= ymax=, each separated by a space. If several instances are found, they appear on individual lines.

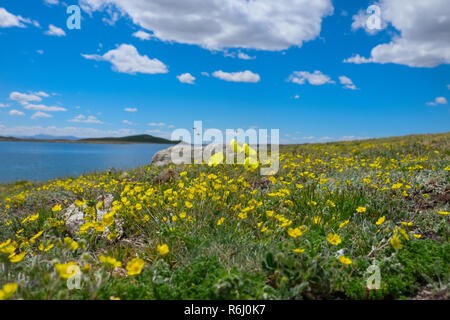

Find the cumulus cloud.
xmin=0 ymin=103 xmax=9 ymax=108
xmin=9 ymin=109 xmax=25 ymax=116
xmin=237 ymin=52 xmax=256 ymax=60
xmin=45 ymin=24 xmax=66 ymax=36
xmin=148 ymin=122 xmax=167 ymax=127
xmin=132 ymin=30 xmax=152 ymax=40
xmin=124 ymin=107 xmax=138 ymax=112
xmin=31 ymin=111 xmax=52 ymax=119
xmin=79 ymin=0 xmax=333 ymax=51
xmin=345 ymin=0 xmax=450 ymax=68
xmin=0 ymin=7 xmax=38 ymax=28
xmin=351 ymin=8 xmax=387 ymax=35
xmin=288 ymin=71 xmax=334 ymax=85
xmin=68 ymin=115 xmax=103 ymax=124
xmin=82 ymin=44 xmax=168 ymax=74
xmin=24 ymin=104 xmax=67 ymax=112
xmin=339 ymin=76 xmax=358 ymax=90
xmin=212 ymin=70 xmax=260 ymax=83
xmin=177 ymin=73 xmax=196 ymax=84
xmin=426 ymin=96 xmax=448 ymax=106
xmin=343 ymin=54 xmax=372 ymax=64
xmin=9 ymin=91 xmax=42 ymax=104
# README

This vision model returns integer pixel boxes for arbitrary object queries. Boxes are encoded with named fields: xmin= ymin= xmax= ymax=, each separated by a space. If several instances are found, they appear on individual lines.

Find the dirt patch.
xmin=413 ymin=287 xmax=449 ymax=300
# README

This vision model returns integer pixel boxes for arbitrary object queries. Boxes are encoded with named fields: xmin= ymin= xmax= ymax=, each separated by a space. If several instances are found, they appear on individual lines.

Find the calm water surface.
xmin=0 ymin=141 xmax=172 ymax=183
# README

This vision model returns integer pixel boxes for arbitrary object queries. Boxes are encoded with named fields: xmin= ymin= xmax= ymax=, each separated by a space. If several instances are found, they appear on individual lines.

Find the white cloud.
xmin=351 ymin=8 xmax=387 ymax=35
xmin=339 ymin=76 xmax=358 ymax=90
xmin=0 ymin=7 xmax=37 ymax=28
xmin=148 ymin=122 xmax=166 ymax=127
xmin=45 ymin=24 xmax=66 ymax=36
xmin=345 ymin=0 xmax=450 ymax=68
xmin=10 ymin=91 xmax=43 ymax=104
xmin=177 ymin=73 xmax=196 ymax=84
xmin=201 ymin=72 xmax=210 ymax=77
xmin=447 ymin=84 xmax=450 ymax=90
xmin=343 ymin=54 xmax=372 ymax=64
xmin=0 ymin=125 xmax=135 ymax=139
xmin=31 ymin=111 xmax=52 ymax=119
xmin=68 ymin=115 xmax=103 ymax=124
xmin=0 ymin=103 xmax=9 ymax=108
xmin=44 ymin=0 xmax=59 ymax=5
xmin=79 ymin=0 xmax=333 ymax=51
xmin=294 ymin=95 xmax=300 ymax=99
xmin=212 ymin=70 xmax=260 ymax=83
xmin=124 ymin=107 xmax=138 ymax=112
xmin=82 ymin=44 xmax=168 ymax=74
xmin=9 ymin=109 xmax=25 ymax=116
xmin=426 ymin=96 xmax=448 ymax=106
xmin=122 ymin=120 xmax=133 ymax=125
xmin=132 ymin=30 xmax=152 ymax=40
xmin=37 ymin=50 xmax=44 ymax=55
xmin=35 ymin=91 xmax=50 ymax=97
xmin=288 ymin=71 xmax=334 ymax=85
xmin=237 ymin=52 xmax=256 ymax=60
xmin=24 ymin=104 xmax=66 ymax=112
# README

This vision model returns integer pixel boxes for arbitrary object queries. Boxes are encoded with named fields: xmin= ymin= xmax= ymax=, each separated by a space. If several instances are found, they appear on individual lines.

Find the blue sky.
xmin=0 ymin=0 xmax=449 ymax=143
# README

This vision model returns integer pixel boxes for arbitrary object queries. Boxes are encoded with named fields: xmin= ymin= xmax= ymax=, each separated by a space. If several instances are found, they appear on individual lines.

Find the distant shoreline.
xmin=0 ymin=135 xmax=179 ymax=145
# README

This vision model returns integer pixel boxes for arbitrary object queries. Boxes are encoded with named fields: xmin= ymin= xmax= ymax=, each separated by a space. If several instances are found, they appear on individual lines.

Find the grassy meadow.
xmin=0 ymin=132 xmax=449 ymax=300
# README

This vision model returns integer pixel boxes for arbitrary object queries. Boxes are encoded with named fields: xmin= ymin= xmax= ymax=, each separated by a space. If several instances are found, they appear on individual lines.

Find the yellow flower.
xmin=339 ymin=220 xmax=349 ymax=228
xmin=157 ymin=244 xmax=170 ymax=256
xmin=99 ymin=255 xmax=122 ymax=268
xmin=0 ymin=283 xmax=18 ymax=300
xmin=243 ymin=143 xmax=257 ymax=157
xmin=185 ymin=201 xmax=193 ymax=209
xmin=75 ymin=199 xmax=86 ymax=207
xmin=38 ymin=242 xmax=54 ymax=252
xmin=179 ymin=212 xmax=186 ymax=219
xmin=376 ymin=216 xmax=386 ymax=225
xmin=230 ymin=139 xmax=243 ymax=153
xmin=29 ymin=230 xmax=44 ymax=244
xmin=292 ymin=248 xmax=305 ymax=253
xmin=356 ymin=206 xmax=366 ymax=213
xmin=9 ymin=251 xmax=26 ymax=263
xmin=238 ymin=212 xmax=247 ymax=219
xmin=390 ymin=233 xmax=403 ymax=251
xmin=217 ymin=217 xmax=225 ymax=226
xmin=266 ymin=210 xmax=274 ymax=217
xmin=55 ymin=262 xmax=79 ymax=279
xmin=126 ymin=257 xmax=145 ymax=276
xmin=338 ymin=256 xmax=352 ymax=265
xmin=437 ymin=211 xmax=449 ymax=215
xmin=64 ymin=237 xmax=79 ymax=250
xmin=295 ymin=184 xmax=304 ymax=189
xmin=52 ymin=204 xmax=62 ymax=212
xmin=101 ymin=211 xmax=115 ymax=227
xmin=208 ymin=152 xmax=224 ymax=166
xmin=287 ymin=226 xmax=307 ymax=238
xmin=326 ymin=233 xmax=342 ymax=246
xmin=413 ymin=234 xmax=422 ymax=239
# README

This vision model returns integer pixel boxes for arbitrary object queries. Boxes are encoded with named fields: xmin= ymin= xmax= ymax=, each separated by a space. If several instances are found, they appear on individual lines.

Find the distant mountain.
xmin=0 ymin=134 xmax=179 ymax=144
xmin=21 ymin=135 xmax=79 ymax=140
xmin=78 ymin=134 xmax=179 ymax=144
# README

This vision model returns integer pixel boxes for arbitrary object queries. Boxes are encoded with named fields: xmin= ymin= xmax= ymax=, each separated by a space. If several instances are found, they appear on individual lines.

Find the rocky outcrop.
xmin=151 ymin=143 xmax=227 ymax=167
xmin=64 ymin=194 xmax=123 ymax=238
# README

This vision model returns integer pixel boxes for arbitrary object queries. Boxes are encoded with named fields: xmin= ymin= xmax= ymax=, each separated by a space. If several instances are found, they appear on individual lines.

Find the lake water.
xmin=0 ymin=141 xmax=173 ymax=183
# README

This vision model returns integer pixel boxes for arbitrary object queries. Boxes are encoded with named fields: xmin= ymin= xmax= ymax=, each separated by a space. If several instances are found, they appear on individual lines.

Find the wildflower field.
xmin=0 ymin=133 xmax=449 ymax=300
